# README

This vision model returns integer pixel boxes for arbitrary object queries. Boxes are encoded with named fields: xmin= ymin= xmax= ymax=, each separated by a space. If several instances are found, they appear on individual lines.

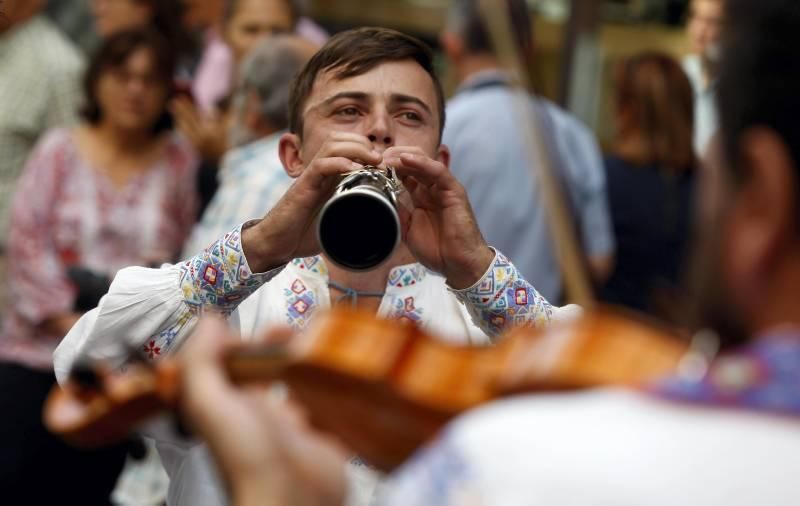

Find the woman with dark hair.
xmin=0 ymin=28 xmax=198 ymax=503
xmin=599 ymin=52 xmax=697 ymax=316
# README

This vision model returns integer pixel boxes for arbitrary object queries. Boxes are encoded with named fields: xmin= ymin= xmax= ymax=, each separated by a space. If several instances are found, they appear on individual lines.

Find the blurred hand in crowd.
xmin=180 ymin=0 xmax=225 ymax=30
xmin=171 ymin=95 xmax=229 ymax=163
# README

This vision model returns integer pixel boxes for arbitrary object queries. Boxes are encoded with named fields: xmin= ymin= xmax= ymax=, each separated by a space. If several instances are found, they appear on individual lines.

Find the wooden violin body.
xmin=45 ymin=308 xmax=687 ymax=471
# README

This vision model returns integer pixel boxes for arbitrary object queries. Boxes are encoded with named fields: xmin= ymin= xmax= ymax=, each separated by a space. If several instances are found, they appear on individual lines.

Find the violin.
xmin=44 ymin=307 xmax=689 ymax=472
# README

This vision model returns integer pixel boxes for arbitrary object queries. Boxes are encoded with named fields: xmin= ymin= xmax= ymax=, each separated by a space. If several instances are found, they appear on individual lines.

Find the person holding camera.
xmin=54 ymin=27 xmax=574 ymax=506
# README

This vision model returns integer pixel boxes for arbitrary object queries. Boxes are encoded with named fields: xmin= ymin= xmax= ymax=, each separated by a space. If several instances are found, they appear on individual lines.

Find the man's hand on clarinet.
xmin=384 ymin=146 xmax=495 ymax=289
xmin=242 ymin=132 xmax=382 ymax=273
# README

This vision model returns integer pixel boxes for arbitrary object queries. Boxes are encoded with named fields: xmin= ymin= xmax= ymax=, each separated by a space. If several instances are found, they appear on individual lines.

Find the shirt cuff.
xmin=446 ymin=247 xmax=500 ymax=293
xmin=449 ymin=248 xmax=553 ymax=335
xmin=179 ymin=221 xmax=285 ymax=316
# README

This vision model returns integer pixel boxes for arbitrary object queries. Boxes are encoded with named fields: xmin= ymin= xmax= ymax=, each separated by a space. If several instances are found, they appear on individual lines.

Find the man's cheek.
xmin=324 ymin=119 xmax=366 ymax=137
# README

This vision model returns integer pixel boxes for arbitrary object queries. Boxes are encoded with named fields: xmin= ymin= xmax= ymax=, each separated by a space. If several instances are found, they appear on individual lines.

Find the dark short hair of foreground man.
xmin=176 ymin=0 xmax=800 ymax=504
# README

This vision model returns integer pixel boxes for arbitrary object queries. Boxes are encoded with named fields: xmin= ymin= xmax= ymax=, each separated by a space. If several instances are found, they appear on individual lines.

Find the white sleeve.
xmin=449 ymin=249 xmax=555 ymax=338
xmin=54 ymin=265 xmax=187 ymax=383
xmin=343 ymin=462 xmax=384 ymax=506
xmin=53 ymin=223 xmax=284 ymax=384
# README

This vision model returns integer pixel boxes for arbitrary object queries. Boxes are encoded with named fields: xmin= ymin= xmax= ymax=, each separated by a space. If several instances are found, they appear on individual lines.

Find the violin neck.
xmin=224 ymin=347 xmax=292 ymax=385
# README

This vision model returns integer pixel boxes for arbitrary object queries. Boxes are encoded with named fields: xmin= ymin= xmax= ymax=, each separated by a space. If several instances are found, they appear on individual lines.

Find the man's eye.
xmin=401 ymin=111 xmax=422 ymax=122
xmin=336 ymin=107 xmax=360 ymax=116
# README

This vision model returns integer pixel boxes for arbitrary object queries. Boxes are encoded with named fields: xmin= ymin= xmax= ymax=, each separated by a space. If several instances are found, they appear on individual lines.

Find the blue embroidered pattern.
xmin=282 ymin=257 xmax=327 ymax=329
xmin=292 ymin=256 xmax=327 ymax=277
xmin=384 ymin=295 xmax=423 ymax=324
xmin=452 ymin=250 xmax=552 ymax=337
xmin=652 ymin=332 xmax=800 ymax=416
xmin=149 ymin=223 xmax=281 ymax=357
xmin=387 ymin=263 xmax=427 ymax=288
xmin=179 ymin=224 xmax=274 ymax=315
xmin=388 ymin=429 xmax=477 ymax=505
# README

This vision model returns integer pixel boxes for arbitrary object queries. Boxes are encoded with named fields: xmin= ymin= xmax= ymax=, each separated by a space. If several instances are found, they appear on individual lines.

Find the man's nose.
xmin=366 ymin=112 xmax=394 ymax=151
xmin=126 ymin=78 xmax=146 ymax=95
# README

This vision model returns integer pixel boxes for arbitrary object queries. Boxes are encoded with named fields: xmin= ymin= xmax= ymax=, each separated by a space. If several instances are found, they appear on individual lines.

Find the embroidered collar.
xmin=386 ymin=263 xmax=427 ymax=289
xmin=291 ymin=256 xmax=328 ymax=277
xmin=290 ymin=256 xmax=427 ymax=290
xmin=284 ymin=257 xmax=429 ymax=330
xmin=651 ymin=329 xmax=800 ymax=417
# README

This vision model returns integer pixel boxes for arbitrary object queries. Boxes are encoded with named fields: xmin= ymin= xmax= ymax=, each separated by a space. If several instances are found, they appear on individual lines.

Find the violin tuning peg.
xmin=68 ymin=362 xmax=102 ymax=390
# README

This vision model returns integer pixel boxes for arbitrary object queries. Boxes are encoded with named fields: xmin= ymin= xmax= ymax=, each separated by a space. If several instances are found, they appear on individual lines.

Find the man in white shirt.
xmin=174 ymin=0 xmax=800 ymax=504
xmin=55 ymin=27 xmax=571 ymax=505
xmin=682 ymin=0 xmax=724 ymax=155
xmin=112 ymin=33 xmax=319 ymax=506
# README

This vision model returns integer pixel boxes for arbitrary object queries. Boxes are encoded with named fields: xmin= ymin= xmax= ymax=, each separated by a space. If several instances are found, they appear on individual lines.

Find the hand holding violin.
xmin=179 ymin=317 xmax=349 ymax=506
xmin=44 ymin=306 xmax=688 ymax=479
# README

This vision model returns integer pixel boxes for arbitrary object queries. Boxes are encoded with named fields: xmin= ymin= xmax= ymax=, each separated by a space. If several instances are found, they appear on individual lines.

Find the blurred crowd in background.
xmin=0 ymin=0 xmax=721 ymax=503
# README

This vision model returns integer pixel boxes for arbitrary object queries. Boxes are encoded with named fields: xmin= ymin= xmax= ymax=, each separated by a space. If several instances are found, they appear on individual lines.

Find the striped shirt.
xmin=182 ymin=133 xmax=293 ymax=258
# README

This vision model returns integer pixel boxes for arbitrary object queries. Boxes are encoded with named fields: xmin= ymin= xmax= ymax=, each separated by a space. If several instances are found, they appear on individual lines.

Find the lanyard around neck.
xmin=328 ymin=280 xmax=385 ymax=307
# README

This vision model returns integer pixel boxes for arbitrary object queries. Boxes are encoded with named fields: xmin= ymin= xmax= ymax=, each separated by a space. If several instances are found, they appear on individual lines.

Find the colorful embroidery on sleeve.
xmin=149 ymin=222 xmax=283 ymax=357
xmin=451 ymin=250 xmax=552 ymax=338
xmin=180 ymin=222 xmax=281 ymax=316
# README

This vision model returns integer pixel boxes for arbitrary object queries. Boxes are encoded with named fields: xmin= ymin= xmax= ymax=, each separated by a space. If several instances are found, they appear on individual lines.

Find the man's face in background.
xmin=180 ymin=0 xmax=225 ymax=30
xmin=687 ymin=0 xmax=724 ymax=64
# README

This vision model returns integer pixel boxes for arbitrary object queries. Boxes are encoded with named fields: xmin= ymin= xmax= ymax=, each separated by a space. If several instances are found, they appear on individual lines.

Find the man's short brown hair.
xmin=288 ymin=27 xmax=446 ymax=142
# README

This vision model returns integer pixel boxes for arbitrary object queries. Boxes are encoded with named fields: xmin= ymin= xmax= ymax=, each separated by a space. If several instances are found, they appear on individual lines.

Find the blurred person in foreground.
xmin=182 ymin=35 xmax=319 ymax=257
xmin=175 ymin=0 xmax=800 ymax=503
xmin=599 ymin=53 xmax=696 ymax=317
xmin=439 ymin=0 xmax=615 ymax=303
xmin=0 ymin=0 xmax=84 ymax=253
xmin=54 ymin=26 xmax=577 ymax=506
xmin=0 ymin=28 xmax=197 ymax=503
xmin=684 ymin=0 xmax=724 ymax=155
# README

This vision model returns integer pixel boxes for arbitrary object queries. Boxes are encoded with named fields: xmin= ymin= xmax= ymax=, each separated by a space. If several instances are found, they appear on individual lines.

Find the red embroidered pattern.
xmin=144 ymin=340 xmax=162 ymax=359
